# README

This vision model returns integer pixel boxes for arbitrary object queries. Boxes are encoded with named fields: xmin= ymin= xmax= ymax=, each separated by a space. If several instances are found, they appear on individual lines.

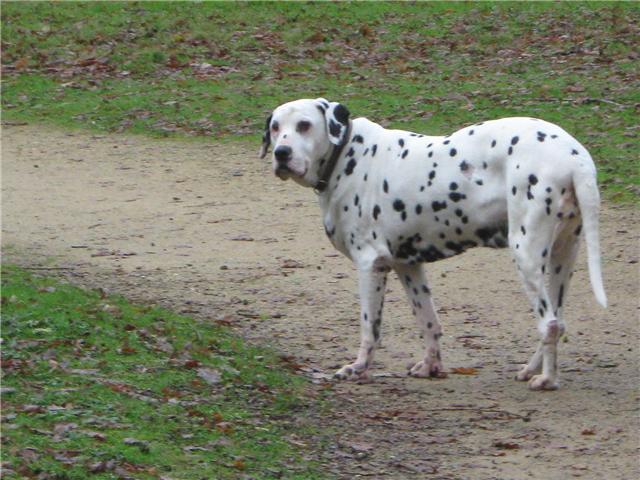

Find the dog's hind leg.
xmin=334 ymin=264 xmax=388 ymax=381
xmin=510 ymin=207 xmax=564 ymax=390
xmin=548 ymin=188 xmax=583 ymax=324
xmin=395 ymin=264 xmax=444 ymax=378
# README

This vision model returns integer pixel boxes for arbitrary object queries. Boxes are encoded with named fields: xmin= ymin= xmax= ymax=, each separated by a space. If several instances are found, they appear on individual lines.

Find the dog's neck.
xmin=314 ymin=121 xmax=352 ymax=193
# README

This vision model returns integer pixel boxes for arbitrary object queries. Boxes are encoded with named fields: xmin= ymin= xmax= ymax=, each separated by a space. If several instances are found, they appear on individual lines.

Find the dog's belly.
xmin=367 ymin=173 xmax=510 ymax=264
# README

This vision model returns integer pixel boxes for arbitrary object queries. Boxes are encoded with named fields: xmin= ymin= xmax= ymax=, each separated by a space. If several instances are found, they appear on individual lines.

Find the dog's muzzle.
xmin=274 ymin=145 xmax=293 ymax=177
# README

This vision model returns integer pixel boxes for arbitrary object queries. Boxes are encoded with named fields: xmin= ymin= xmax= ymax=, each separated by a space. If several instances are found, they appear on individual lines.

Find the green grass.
xmin=1 ymin=266 xmax=329 ymax=479
xmin=1 ymin=1 xmax=638 ymax=200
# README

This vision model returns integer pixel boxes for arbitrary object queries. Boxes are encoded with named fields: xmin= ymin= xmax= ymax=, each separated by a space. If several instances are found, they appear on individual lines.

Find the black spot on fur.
xmin=383 ymin=180 xmax=389 ymax=193
xmin=476 ymin=228 xmax=494 ymax=243
xmin=542 ymin=248 xmax=548 ymax=257
xmin=529 ymin=174 xmax=538 ymax=185
xmin=428 ymin=170 xmax=436 ymax=180
xmin=415 ymin=204 xmax=423 ymax=215
xmin=512 ymin=186 xmax=517 ymax=196
xmin=511 ymin=136 xmax=519 ymax=145
xmin=459 ymin=160 xmax=469 ymax=172
xmin=398 ymin=138 xmax=405 ymax=147
xmin=344 ymin=158 xmax=357 ymax=175
xmin=558 ymin=284 xmax=565 ymax=307
xmin=450 ymin=182 xmax=459 ymax=191
xmin=432 ymin=200 xmax=447 ymax=212
xmin=448 ymin=192 xmax=466 ymax=202
xmin=393 ymin=199 xmax=406 ymax=212
xmin=450 ymin=148 xmax=457 ymax=157
xmin=372 ymin=144 xmax=377 ymax=157
xmin=446 ymin=239 xmax=478 ymax=254
xmin=491 ymin=140 xmax=497 ymax=148
xmin=402 ymin=149 xmax=409 ymax=159
xmin=575 ymin=224 xmax=583 ymax=236
xmin=373 ymin=205 xmax=381 ymax=220
xmin=537 ymin=131 xmax=546 ymax=142
xmin=352 ymin=134 xmax=363 ymax=143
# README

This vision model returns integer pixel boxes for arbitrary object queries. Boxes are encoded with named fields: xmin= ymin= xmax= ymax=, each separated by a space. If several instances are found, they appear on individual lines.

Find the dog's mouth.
xmin=275 ymin=165 xmax=292 ymax=180
xmin=275 ymin=164 xmax=306 ymax=180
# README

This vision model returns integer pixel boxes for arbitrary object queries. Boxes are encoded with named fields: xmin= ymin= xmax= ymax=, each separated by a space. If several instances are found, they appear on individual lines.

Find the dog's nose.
xmin=274 ymin=145 xmax=292 ymax=164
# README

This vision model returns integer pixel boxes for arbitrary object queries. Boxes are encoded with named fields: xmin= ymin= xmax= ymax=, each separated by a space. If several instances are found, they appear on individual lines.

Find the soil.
xmin=2 ymin=124 xmax=639 ymax=480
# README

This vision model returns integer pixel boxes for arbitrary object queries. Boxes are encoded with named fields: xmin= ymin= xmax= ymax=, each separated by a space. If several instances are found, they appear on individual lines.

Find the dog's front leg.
xmin=395 ymin=264 xmax=444 ymax=378
xmin=334 ymin=265 xmax=388 ymax=381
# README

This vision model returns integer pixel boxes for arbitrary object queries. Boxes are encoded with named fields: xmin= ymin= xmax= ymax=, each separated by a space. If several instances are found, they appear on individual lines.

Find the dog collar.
xmin=314 ymin=121 xmax=352 ymax=194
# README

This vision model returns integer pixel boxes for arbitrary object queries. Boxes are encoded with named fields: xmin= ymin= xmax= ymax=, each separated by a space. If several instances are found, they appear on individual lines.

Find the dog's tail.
xmin=573 ymin=161 xmax=607 ymax=308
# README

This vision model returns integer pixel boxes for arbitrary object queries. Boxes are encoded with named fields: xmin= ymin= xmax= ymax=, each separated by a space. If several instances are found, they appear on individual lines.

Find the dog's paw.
xmin=407 ymin=359 xmax=446 ymax=378
xmin=334 ymin=363 xmax=371 ymax=382
xmin=528 ymin=374 xmax=559 ymax=391
xmin=515 ymin=365 xmax=538 ymax=382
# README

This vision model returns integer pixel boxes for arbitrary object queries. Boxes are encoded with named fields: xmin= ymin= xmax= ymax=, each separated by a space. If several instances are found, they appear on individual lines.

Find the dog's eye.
xmin=271 ymin=121 xmax=279 ymax=132
xmin=297 ymin=120 xmax=312 ymax=133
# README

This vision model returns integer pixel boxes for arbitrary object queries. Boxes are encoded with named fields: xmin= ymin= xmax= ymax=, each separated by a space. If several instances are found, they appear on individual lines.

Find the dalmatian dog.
xmin=260 ymin=98 xmax=607 ymax=390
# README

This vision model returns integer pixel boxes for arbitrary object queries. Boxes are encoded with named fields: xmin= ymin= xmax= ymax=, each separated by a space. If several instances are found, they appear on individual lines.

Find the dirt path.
xmin=2 ymin=125 xmax=639 ymax=479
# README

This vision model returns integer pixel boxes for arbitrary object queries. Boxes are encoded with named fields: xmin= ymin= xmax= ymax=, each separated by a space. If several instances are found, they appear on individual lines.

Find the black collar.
xmin=314 ymin=121 xmax=352 ymax=193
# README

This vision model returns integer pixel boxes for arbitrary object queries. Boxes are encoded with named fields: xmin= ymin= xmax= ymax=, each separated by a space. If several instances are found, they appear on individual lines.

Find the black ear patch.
xmin=333 ymin=103 xmax=349 ymax=125
xmin=324 ymin=101 xmax=350 ymax=146
xmin=259 ymin=113 xmax=272 ymax=159
xmin=329 ymin=119 xmax=342 ymax=137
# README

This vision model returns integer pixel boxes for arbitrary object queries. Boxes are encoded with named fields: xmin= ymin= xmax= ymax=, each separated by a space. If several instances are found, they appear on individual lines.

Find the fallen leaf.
xmin=184 ymin=359 xmax=200 ymax=369
xmin=216 ymin=422 xmax=233 ymax=434
xmin=14 ymin=57 xmax=29 ymax=70
xmin=281 ymin=259 xmax=305 ymax=268
xmin=493 ymin=440 xmax=520 ymax=450
xmin=451 ymin=367 xmax=478 ymax=375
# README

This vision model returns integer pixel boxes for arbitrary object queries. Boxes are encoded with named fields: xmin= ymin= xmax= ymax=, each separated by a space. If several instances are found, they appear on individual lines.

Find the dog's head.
xmin=259 ymin=98 xmax=350 ymax=188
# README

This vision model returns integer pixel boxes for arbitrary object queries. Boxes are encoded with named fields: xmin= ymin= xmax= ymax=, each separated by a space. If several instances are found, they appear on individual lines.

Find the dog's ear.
xmin=259 ymin=113 xmax=273 ymax=159
xmin=316 ymin=98 xmax=350 ymax=146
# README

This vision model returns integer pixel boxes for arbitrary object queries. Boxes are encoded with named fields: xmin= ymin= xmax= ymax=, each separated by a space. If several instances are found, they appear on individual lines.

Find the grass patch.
xmin=1 ymin=266 xmax=329 ymax=479
xmin=1 ymin=1 xmax=638 ymax=200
